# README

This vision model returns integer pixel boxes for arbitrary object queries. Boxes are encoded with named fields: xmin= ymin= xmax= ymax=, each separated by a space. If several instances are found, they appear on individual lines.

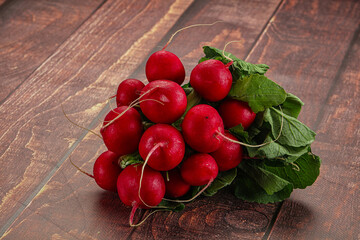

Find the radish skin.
xmin=117 ymin=164 xmax=165 ymax=209
xmin=93 ymin=151 xmax=122 ymax=192
xmin=146 ymin=50 xmax=185 ymax=85
xmin=101 ymin=106 xmax=143 ymax=156
xmin=218 ymin=99 xmax=256 ymax=129
xmin=210 ymin=131 xmax=243 ymax=171
xmin=190 ymin=59 xmax=232 ymax=102
xmin=181 ymin=104 xmax=224 ymax=153
xmin=140 ymin=80 xmax=187 ymax=124
xmin=139 ymin=124 xmax=185 ymax=171
xmin=116 ymin=79 xmax=145 ymax=107
xmin=180 ymin=153 xmax=218 ymax=186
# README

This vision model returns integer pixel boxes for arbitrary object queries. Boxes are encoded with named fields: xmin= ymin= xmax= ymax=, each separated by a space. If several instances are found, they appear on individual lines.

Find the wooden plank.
xmin=0 ymin=0 xmax=104 ymax=104
xmin=0 ymin=0 xmax=194 ymax=235
xmin=268 ymin=23 xmax=360 ymax=239
xmin=1 ymin=0 xmax=282 ymax=239
xmin=246 ymin=0 xmax=360 ymax=130
xmin=239 ymin=0 xmax=360 ymax=239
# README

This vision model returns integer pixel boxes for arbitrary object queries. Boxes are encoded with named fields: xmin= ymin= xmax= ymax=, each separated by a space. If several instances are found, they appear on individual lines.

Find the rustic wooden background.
xmin=0 ymin=0 xmax=359 ymax=239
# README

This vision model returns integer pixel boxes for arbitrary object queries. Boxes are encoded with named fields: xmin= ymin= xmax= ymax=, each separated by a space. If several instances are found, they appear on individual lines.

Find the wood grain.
xmin=1 ymin=0 xmax=282 ymax=239
xmin=0 ymin=0 xmax=194 ymax=234
xmin=268 ymin=19 xmax=360 ymax=240
xmin=246 ymin=0 xmax=360 ymax=130
xmin=0 ymin=0 xmax=104 ymax=104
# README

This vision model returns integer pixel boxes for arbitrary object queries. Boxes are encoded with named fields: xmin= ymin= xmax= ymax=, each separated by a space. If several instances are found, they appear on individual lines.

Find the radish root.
xmin=69 ymin=157 xmax=94 ymax=178
xmin=61 ymin=104 xmax=102 ymax=139
xmin=129 ymin=206 xmax=170 ymax=227
xmin=162 ymin=21 xmax=223 ymax=50
xmin=222 ymin=40 xmax=242 ymax=67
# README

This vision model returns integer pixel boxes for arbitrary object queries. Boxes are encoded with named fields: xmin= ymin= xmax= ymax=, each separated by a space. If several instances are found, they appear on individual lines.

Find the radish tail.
xmin=61 ymin=104 xmax=102 ymax=139
xmin=162 ymin=21 xmax=223 ymax=50
xmin=69 ymin=157 xmax=94 ymax=178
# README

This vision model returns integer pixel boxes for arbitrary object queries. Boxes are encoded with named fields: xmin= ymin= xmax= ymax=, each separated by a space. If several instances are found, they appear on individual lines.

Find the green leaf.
xmin=158 ymin=200 xmax=185 ymax=212
xmin=262 ymin=151 xmax=321 ymax=189
xmin=204 ymin=168 xmax=237 ymax=196
xmin=229 ymin=124 xmax=249 ymax=141
xmin=229 ymin=74 xmax=287 ymax=113
xmin=264 ymin=107 xmax=316 ymax=147
xmin=239 ymin=162 xmax=292 ymax=195
xmin=233 ymin=166 xmax=293 ymax=204
xmin=281 ymin=93 xmax=304 ymax=118
xmin=246 ymin=135 xmax=310 ymax=162
xmin=202 ymin=46 xmax=269 ymax=77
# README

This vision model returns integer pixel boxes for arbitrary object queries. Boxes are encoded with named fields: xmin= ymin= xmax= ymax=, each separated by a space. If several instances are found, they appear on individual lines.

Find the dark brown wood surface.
xmin=0 ymin=0 xmax=359 ymax=239
xmin=0 ymin=0 xmax=105 ymax=104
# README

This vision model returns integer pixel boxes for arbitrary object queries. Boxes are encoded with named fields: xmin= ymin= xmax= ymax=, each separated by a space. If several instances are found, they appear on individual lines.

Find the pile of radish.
xmin=70 ymin=33 xmax=321 ymax=226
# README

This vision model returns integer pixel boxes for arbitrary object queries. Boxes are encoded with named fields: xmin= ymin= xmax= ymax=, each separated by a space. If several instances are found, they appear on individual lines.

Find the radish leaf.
xmin=229 ymin=74 xmax=287 ymax=113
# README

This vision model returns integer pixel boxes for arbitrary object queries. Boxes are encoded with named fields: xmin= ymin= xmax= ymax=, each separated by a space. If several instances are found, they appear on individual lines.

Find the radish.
xmin=190 ymin=59 xmax=232 ymax=102
xmin=116 ymin=79 xmax=145 ymax=107
xmin=180 ymin=153 xmax=218 ymax=186
xmin=218 ymin=98 xmax=256 ymax=129
xmin=181 ymin=104 xmax=224 ymax=153
xmin=139 ymin=124 xmax=185 ymax=171
xmin=146 ymin=50 xmax=185 ymax=85
xmin=117 ymin=164 xmax=165 ymax=226
xmin=93 ymin=151 xmax=122 ymax=192
xmin=210 ymin=131 xmax=243 ymax=171
xmin=182 ymin=104 xmax=270 ymax=153
xmin=140 ymin=80 xmax=187 ymax=124
xmin=163 ymin=168 xmax=190 ymax=198
xmin=117 ymin=164 xmax=165 ymax=209
xmin=100 ymin=106 xmax=142 ymax=156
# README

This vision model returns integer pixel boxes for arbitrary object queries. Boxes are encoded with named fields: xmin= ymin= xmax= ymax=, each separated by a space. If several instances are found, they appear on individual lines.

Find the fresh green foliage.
xmin=229 ymin=74 xmax=287 ymax=113
xmin=281 ymin=93 xmax=304 ymax=118
xmin=264 ymin=107 xmax=316 ymax=147
xmin=234 ymin=165 xmax=293 ymax=204
xmin=261 ymin=151 xmax=321 ymax=189
xmin=200 ymin=46 xmax=269 ymax=78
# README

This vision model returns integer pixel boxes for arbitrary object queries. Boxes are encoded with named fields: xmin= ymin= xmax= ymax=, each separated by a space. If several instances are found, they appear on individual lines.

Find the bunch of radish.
xmin=89 ymin=45 xmax=263 ymax=225
xmin=70 ymin=25 xmax=320 ymax=227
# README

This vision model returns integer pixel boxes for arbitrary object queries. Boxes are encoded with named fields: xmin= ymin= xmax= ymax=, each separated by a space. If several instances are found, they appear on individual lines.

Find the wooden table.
xmin=0 ymin=0 xmax=359 ymax=239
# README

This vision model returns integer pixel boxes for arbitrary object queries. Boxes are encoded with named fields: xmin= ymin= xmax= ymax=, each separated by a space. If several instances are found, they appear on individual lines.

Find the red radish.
xmin=180 ymin=153 xmax=218 ymax=186
xmin=210 ymin=131 xmax=243 ymax=171
xmin=140 ymin=80 xmax=187 ymax=124
xmin=139 ymin=124 xmax=185 ymax=171
xmin=163 ymin=168 xmax=190 ymax=198
xmin=116 ymin=79 xmax=145 ymax=107
xmin=93 ymin=151 xmax=122 ymax=192
xmin=100 ymin=106 xmax=142 ymax=156
xmin=117 ymin=164 xmax=165 ymax=209
xmin=190 ymin=59 xmax=232 ymax=102
xmin=218 ymin=99 xmax=256 ymax=129
xmin=146 ymin=50 xmax=185 ymax=85
xmin=181 ymin=104 xmax=224 ymax=153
